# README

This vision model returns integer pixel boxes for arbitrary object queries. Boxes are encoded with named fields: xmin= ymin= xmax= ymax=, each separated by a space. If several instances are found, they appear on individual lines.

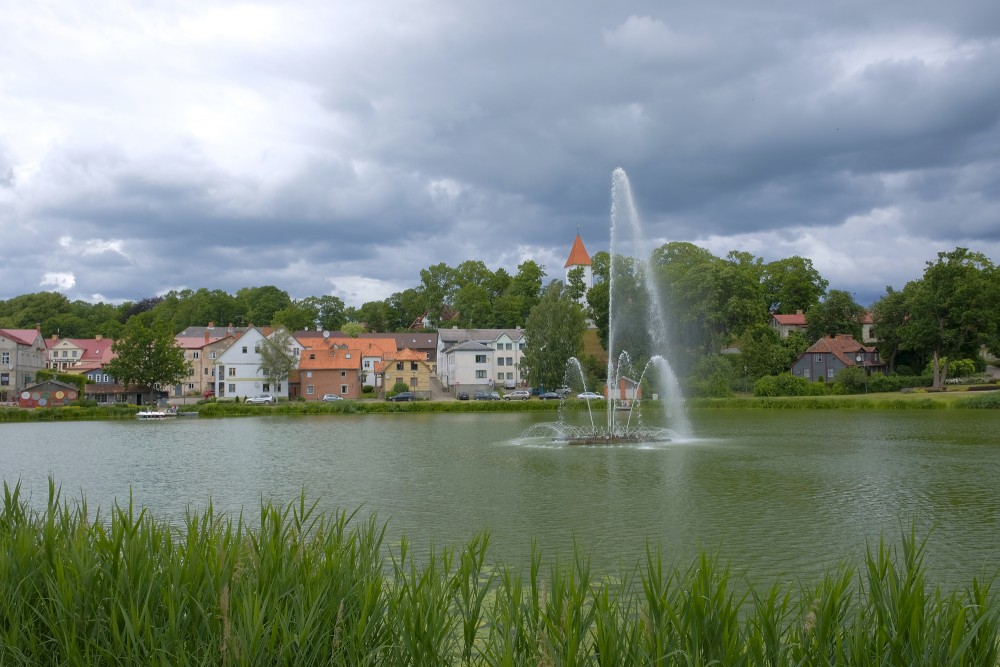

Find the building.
xmin=174 ymin=324 xmax=239 ymax=397
xmin=298 ymin=335 xmax=398 ymax=399
xmin=769 ymin=311 xmax=808 ymax=339
xmin=564 ymin=232 xmax=593 ymax=303
xmin=377 ymin=348 xmax=436 ymax=399
xmin=437 ymin=328 xmax=527 ymax=393
xmin=213 ymin=327 xmax=302 ymax=399
xmin=17 ymin=380 xmax=81 ymax=408
xmin=0 ymin=327 xmax=48 ymax=402
xmin=790 ymin=334 xmax=886 ymax=382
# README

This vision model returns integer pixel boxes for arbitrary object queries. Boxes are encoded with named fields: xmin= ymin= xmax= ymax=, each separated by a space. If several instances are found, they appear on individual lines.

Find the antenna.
xmin=322 ymin=330 xmax=330 ymax=339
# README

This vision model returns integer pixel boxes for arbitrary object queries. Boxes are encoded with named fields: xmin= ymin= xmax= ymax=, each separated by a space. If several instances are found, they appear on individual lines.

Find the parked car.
xmin=504 ymin=390 xmax=531 ymax=401
xmin=457 ymin=392 xmax=470 ymax=400
xmin=474 ymin=391 xmax=499 ymax=400
xmin=246 ymin=393 xmax=276 ymax=405
xmin=388 ymin=391 xmax=414 ymax=402
xmin=555 ymin=386 xmax=572 ymax=397
xmin=321 ymin=394 xmax=343 ymax=401
xmin=576 ymin=391 xmax=603 ymax=400
xmin=538 ymin=391 xmax=563 ymax=400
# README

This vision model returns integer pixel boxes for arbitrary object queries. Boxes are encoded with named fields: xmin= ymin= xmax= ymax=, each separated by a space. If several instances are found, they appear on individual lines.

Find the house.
xmin=769 ymin=311 xmax=807 ymax=339
xmin=17 ymin=379 xmax=81 ymax=408
xmin=437 ymin=328 xmax=527 ymax=392
xmin=377 ymin=348 xmax=436 ymax=398
xmin=0 ymin=327 xmax=49 ymax=402
xmin=213 ymin=327 xmax=299 ymax=399
xmin=80 ymin=365 xmax=149 ymax=405
xmin=173 ymin=323 xmax=238 ymax=397
xmin=790 ymin=334 xmax=886 ymax=382
xmin=297 ymin=335 xmax=397 ymax=399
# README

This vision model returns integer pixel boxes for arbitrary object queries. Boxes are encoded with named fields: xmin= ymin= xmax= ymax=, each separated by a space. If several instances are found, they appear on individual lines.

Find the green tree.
xmin=258 ymin=329 xmax=299 ymax=391
xmin=521 ymin=282 xmax=585 ymax=390
xmin=237 ymin=286 xmax=293 ymax=327
xmin=902 ymin=248 xmax=999 ymax=388
xmin=687 ymin=354 xmax=734 ymax=398
xmin=342 ymin=322 xmax=366 ymax=337
xmin=104 ymin=319 xmax=191 ymax=404
xmin=300 ymin=295 xmax=347 ymax=331
xmin=761 ymin=256 xmax=828 ymax=314
xmin=871 ymin=287 xmax=909 ymax=373
xmin=805 ymin=290 xmax=865 ymax=342
xmin=271 ymin=303 xmax=318 ymax=332
xmin=565 ymin=266 xmax=588 ymax=303
xmin=738 ymin=324 xmax=791 ymax=379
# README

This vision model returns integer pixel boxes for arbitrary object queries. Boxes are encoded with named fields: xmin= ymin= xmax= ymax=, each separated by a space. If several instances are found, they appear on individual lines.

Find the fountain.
xmin=530 ymin=168 xmax=692 ymax=446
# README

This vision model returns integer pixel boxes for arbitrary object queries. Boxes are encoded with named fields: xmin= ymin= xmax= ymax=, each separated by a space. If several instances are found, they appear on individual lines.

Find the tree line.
xmin=3 ymin=245 xmax=998 ymax=393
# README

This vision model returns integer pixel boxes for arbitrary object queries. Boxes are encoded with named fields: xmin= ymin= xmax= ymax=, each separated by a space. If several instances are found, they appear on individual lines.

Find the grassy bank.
xmin=2 ymin=481 xmax=999 ymax=666
xmin=3 ymin=389 xmax=998 ymax=423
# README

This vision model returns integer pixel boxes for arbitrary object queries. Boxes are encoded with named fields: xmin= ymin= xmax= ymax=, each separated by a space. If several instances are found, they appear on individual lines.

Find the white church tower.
xmin=564 ymin=229 xmax=593 ymax=302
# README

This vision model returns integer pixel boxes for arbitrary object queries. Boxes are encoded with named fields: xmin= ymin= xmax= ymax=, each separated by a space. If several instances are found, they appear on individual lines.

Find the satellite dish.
xmin=322 ymin=330 xmax=330 ymax=339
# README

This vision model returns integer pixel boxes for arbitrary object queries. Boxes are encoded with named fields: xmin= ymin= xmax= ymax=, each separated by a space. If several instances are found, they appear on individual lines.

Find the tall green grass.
xmin=2 ymin=482 xmax=999 ymax=665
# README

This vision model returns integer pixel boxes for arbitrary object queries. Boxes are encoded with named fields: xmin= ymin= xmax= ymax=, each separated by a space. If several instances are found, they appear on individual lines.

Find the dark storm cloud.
xmin=2 ymin=0 xmax=999 ymax=307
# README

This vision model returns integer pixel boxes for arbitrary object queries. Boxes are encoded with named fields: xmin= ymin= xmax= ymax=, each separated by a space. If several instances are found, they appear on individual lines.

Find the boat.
xmin=136 ymin=406 xmax=178 ymax=420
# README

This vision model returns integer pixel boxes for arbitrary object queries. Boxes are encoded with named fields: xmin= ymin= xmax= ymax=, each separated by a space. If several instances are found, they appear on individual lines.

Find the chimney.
xmin=228 ymin=323 xmax=234 ymax=334
xmin=36 ymin=323 xmax=41 ymax=332
xmin=208 ymin=321 xmax=215 ymax=329
xmin=204 ymin=330 xmax=210 ymax=343
xmin=96 ymin=334 xmax=103 ymax=341
xmin=51 ymin=334 xmax=58 ymax=341
xmin=796 ymin=310 xmax=803 ymax=315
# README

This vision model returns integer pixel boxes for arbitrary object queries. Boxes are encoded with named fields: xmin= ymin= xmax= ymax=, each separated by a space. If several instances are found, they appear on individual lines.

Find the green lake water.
xmin=2 ymin=408 xmax=999 ymax=589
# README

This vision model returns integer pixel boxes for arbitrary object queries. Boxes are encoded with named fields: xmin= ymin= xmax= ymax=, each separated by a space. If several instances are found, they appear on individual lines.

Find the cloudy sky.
xmin=2 ymin=1 xmax=999 ymax=308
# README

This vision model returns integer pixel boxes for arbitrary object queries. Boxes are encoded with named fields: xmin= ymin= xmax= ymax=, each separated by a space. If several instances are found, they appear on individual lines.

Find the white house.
xmin=437 ymin=328 xmax=527 ymax=392
xmin=213 ymin=327 xmax=302 ymax=399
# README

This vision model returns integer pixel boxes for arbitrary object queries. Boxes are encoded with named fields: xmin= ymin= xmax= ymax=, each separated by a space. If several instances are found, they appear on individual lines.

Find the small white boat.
xmin=136 ymin=408 xmax=177 ymax=420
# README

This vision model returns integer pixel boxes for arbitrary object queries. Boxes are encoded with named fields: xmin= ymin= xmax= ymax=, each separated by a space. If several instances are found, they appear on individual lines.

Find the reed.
xmin=2 ymin=482 xmax=999 ymax=665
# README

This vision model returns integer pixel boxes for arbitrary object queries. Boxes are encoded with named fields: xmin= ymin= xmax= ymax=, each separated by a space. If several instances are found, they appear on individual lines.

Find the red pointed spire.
xmin=564 ymin=234 xmax=592 ymax=268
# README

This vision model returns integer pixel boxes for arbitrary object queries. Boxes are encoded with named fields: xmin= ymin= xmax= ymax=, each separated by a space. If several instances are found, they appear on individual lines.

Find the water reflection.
xmin=1 ymin=409 xmax=999 ymax=590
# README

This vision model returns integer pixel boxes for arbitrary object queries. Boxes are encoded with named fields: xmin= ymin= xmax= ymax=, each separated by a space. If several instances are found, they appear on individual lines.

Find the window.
xmin=396 ymin=362 xmax=403 ymax=370
xmin=263 ymin=383 xmax=270 ymax=392
xmin=241 ymin=346 xmax=247 ymax=353
xmin=498 ymin=358 xmax=505 ymax=366
xmin=813 ymin=354 xmax=823 ymax=362
xmin=803 ymin=369 xmax=810 ymax=379
xmin=475 ymin=370 xmax=487 ymax=379
xmin=506 ymin=357 xmax=513 ymax=365
xmin=309 ymin=353 xmax=316 ymax=360
xmin=506 ymin=343 xmax=512 ymax=350
xmin=277 ymin=383 xmax=282 ymax=391
xmin=71 ymin=350 xmax=77 ymax=357
xmin=827 ymin=369 xmax=835 ymax=379
xmin=209 ymin=352 xmax=217 ymax=360
xmin=340 ymin=385 xmax=348 ymax=394
xmin=475 ymin=354 xmax=487 ymax=363
xmin=306 ymin=371 xmax=312 ymax=378
xmin=228 ymin=367 xmax=236 ymax=377
xmin=62 ymin=351 xmax=68 ymax=357
xmin=96 ymin=394 xmax=108 ymax=404
xmin=187 ymin=383 xmax=194 ymax=389
xmin=102 ymin=374 xmax=109 ymax=383
xmin=204 ymin=368 xmax=210 ymax=375
xmin=1 ymin=352 xmax=8 ymax=364
xmin=306 ymin=385 xmax=314 ymax=395
xmin=228 ymin=383 xmax=236 ymax=393
xmin=410 ymin=377 xmax=418 ymax=388
xmin=364 ymin=360 xmax=370 ymax=368
xmin=192 ymin=351 xmax=200 ymax=359
xmin=340 ymin=371 xmax=346 ymax=377
xmin=519 ymin=343 xmax=525 ymax=350
xmin=411 ymin=362 xmax=418 ymax=371
xmin=254 ymin=346 xmax=260 ymax=354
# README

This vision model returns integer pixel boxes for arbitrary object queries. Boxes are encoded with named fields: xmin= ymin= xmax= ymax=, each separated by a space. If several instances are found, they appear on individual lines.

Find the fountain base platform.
xmin=563 ymin=435 xmax=671 ymax=446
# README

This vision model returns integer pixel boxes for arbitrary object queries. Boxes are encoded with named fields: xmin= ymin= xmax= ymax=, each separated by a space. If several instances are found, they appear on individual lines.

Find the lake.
xmin=2 ymin=408 xmax=999 ymax=589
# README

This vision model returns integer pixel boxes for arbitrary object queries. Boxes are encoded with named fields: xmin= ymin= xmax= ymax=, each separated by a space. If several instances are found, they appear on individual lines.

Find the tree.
xmin=342 ymin=322 xmax=366 ymax=337
xmin=871 ymin=287 xmax=908 ymax=373
xmin=300 ymin=295 xmax=348 ymax=332
xmin=237 ymin=286 xmax=292 ymax=326
xmin=272 ymin=304 xmax=318 ymax=332
xmin=521 ymin=282 xmax=585 ymax=391
xmin=258 ymin=329 xmax=299 ymax=391
xmin=805 ymin=290 xmax=865 ymax=341
xmin=104 ymin=319 xmax=191 ymax=404
xmin=565 ymin=266 xmax=588 ymax=303
xmin=738 ymin=324 xmax=791 ymax=379
xmin=901 ymin=248 xmax=999 ymax=388
xmin=761 ymin=256 xmax=828 ymax=314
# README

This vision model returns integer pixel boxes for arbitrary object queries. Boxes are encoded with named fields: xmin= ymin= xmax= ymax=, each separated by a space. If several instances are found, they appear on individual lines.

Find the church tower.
xmin=564 ymin=230 xmax=593 ymax=301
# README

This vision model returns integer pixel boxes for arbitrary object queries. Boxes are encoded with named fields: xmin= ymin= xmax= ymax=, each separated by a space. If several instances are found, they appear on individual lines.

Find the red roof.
xmin=772 ymin=312 xmax=807 ymax=326
xmin=564 ymin=234 xmax=592 ymax=268
xmin=0 ymin=329 xmax=42 ymax=346
xmin=804 ymin=334 xmax=875 ymax=367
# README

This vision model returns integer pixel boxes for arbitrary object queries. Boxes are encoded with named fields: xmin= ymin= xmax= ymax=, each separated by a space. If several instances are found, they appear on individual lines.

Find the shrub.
xmin=753 ymin=373 xmax=824 ymax=397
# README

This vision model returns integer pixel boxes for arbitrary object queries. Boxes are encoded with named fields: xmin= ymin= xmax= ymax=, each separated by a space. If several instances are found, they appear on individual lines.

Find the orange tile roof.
xmin=772 ymin=313 xmax=807 ymax=326
xmin=564 ymin=234 xmax=592 ymax=268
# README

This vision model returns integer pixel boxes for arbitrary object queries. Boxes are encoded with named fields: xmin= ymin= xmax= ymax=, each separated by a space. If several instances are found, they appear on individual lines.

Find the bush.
xmin=753 ymin=373 xmax=825 ymax=397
